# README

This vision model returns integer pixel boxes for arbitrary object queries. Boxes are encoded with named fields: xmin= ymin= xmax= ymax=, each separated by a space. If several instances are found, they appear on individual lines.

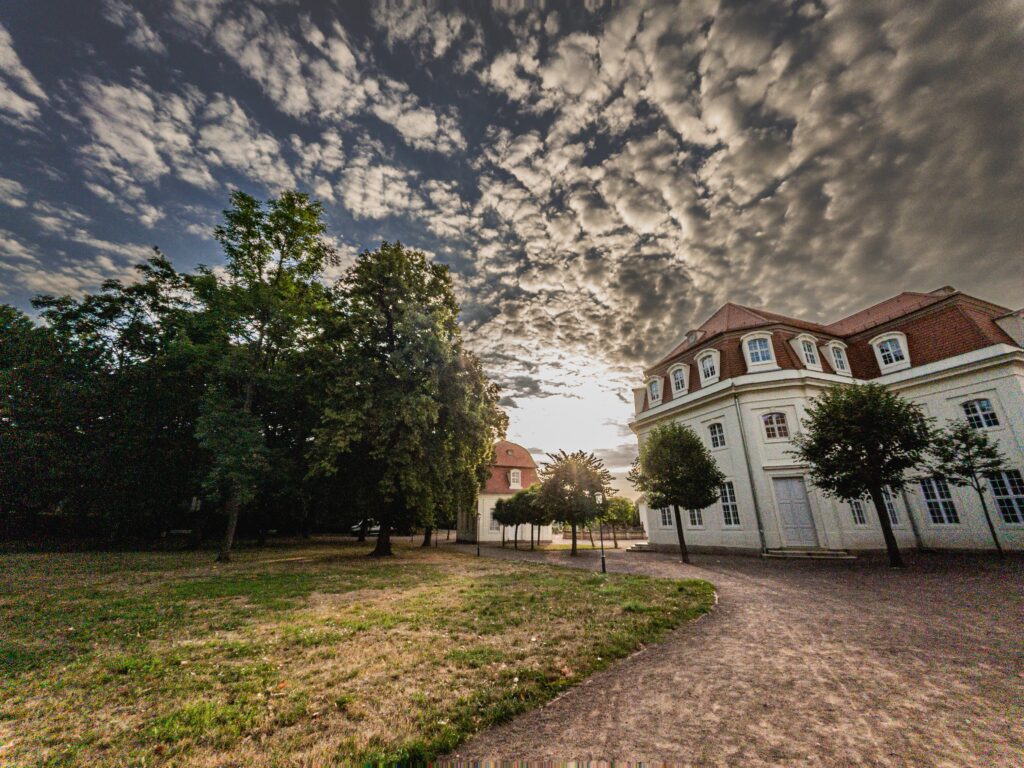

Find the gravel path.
xmin=444 ymin=546 xmax=1024 ymax=767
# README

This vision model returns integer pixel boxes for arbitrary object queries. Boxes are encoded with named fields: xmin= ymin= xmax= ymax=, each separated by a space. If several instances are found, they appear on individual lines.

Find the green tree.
xmin=629 ymin=423 xmax=724 ymax=564
xmin=311 ymin=242 xmax=503 ymax=557
xmin=601 ymin=495 xmax=635 ymax=548
xmin=492 ymin=485 xmax=545 ymax=550
xmin=191 ymin=190 xmax=336 ymax=561
xmin=929 ymin=420 xmax=1011 ymax=556
xmin=539 ymin=450 xmax=612 ymax=555
xmin=791 ymin=383 xmax=933 ymax=567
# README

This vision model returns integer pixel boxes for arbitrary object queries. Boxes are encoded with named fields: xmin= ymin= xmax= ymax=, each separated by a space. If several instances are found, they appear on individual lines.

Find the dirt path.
xmin=444 ymin=546 xmax=1024 ymax=767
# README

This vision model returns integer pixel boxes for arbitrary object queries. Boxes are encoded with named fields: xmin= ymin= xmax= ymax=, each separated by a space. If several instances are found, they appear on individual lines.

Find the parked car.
xmin=349 ymin=520 xmax=380 ymax=536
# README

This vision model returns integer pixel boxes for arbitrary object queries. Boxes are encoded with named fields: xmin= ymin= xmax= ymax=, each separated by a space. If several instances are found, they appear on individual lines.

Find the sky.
xmin=1 ymin=1 xmax=1023 ymax=472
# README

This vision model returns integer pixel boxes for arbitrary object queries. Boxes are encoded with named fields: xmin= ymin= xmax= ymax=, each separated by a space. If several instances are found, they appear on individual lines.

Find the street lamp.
xmin=595 ymin=492 xmax=607 ymax=574
xmin=476 ymin=507 xmax=481 ymax=557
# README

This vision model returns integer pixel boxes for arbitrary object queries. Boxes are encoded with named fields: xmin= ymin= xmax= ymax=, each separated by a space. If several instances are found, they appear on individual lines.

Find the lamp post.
xmin=476 ymin=507 xmax=481 ymax=557
xmin=595 ymin=492 xmax=607 ymax=574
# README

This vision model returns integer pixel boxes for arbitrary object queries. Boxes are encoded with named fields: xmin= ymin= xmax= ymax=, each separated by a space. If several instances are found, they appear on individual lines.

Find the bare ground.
xmin=445 ymin=545 xmax=1024 ymax=767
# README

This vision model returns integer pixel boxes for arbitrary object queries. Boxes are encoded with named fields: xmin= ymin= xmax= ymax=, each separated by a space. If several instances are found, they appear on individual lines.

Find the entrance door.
xmin=773 ymin=477 xmax=819 ymax=548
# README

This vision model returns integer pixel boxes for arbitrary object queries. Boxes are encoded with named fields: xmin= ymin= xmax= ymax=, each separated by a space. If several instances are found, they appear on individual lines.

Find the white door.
xmin=773 ymin=477 xmax=819 ymax=548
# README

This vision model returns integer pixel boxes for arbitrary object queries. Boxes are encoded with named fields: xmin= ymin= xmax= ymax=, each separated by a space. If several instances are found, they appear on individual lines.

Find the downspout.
xmin=733 ymin=390 xmax=768 ymax=553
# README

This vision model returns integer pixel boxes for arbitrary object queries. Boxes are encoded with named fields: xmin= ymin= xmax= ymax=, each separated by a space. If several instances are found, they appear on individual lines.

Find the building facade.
xmin=456 ymin=440 xmax=553 ymax=544
xmin=630 ymin=287 xmax=1024 ymax=555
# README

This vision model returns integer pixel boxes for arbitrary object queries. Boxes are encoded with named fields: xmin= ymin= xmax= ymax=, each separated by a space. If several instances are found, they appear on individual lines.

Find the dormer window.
xmin=792 ymin=334 xmax=822 ymax=372
xmin=748 ymin=338 xmax=772 ymax=363
xmin=697 ymin=350 xmax=720 ymax=386
xmin=509 ymin=469 xmax=522 ymax=489
xmin=829 ymin=343 xmax=849 ymax=374
xmin=741 ymin=332 xmax=778 ymax=372
xmin=869 ymin=332 xmax=911 ymax=373
xmin=647 ymin=378 xmax=662 ymax=406
xmin=669 ymin=364 xmax=689 ymax=395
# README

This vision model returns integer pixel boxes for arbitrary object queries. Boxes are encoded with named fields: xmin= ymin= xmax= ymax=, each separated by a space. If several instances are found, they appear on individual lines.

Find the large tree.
xmin=311 ymin=242 xmax=504 ymax=557
xmin=929 ymin=420 xmax=1011 ymax=556
xmin=191 ymin=190 xmax=336 ymax=561
xmin=629 ymin=422 xmax=724 ymax=564
xmin=791 ymin=383 xmax=933 ymax=567
xmin=539 ymin=450 xmax=612 ymax=555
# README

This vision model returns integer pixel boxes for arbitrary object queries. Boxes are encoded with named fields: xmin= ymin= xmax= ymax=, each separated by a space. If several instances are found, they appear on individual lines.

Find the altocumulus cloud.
xmin=0 ymin=0 xmax=1022 ymax=467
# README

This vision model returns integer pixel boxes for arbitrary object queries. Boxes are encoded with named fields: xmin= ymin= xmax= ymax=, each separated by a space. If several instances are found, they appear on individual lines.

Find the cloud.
xmin=0 ymin=22 xmax=48 ymax=128
xmin=0 ymin=177 xmax=28 ymax=208
xmin=102 ymin=0 xmax=167 ymax=54
xmin=337 ymin=141 xmax=422 ymax=220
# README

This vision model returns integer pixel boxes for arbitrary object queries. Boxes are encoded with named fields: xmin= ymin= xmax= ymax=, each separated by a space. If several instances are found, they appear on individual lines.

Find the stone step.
xmin=626 ymin=542 xmax=656 ymax=553
xmin=763 ymin=548 xmax=856 ymax=560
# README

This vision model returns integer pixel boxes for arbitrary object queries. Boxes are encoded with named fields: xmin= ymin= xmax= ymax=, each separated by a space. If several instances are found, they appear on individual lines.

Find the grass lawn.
xmin=0 ymin=540 xmax=714 ymax=765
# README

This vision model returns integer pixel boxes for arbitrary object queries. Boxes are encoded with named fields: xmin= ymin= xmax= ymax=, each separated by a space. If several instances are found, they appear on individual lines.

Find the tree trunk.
xmin=371 ymin=522 xmax=392 ymax=557
xmin=300 ymin=494 xmax=311 ymax=539
xmin=975 ymin=486 xmax=1004 ymax=557
xmin=217 ymin=496 xmax=240 ymax=563
xmin=421 ymin=525 xmax=433 ymax=547
xmin=868 ymin=486 xmax=904 ymax=568
xmin=357 ymin=517 xmax=368 ymax=543
xmin=587 ymin=526 xmax=595 ymax=546
xmin=570 ymin=523 xmax=578 ymax=555
xmin=514 ymin=524 xmax=519 ymax=550
xmin=611 ymin=524 xmax=619 ymax=549
xmin=501 ymin=526 xmax=506 ymax=548
xmin=672 ymin=505 xmax=690 ymax=564
xmin=530 ymin=524 xmax=535 ymax=550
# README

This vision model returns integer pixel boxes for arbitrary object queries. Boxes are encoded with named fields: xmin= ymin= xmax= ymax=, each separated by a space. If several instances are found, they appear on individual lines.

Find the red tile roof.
xmin=483 ymin=440 xmax=539 ymax=494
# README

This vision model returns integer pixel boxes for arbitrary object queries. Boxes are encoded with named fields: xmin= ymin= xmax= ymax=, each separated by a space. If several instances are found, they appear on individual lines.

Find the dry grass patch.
xmin=0 ymin=542 xmax=713 ymax=765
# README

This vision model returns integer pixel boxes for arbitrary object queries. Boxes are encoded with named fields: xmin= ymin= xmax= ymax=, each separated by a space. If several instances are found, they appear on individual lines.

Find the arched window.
xmin=962 ymin=398 xmax=999 ymax=429
xmin=648 ymin=378 xmax=661 ymax=405
xmin=762 ymin=412 xmax=789 ymax=439
xmin=747 ymin=337 xmax=773 ymax=363
xmin=669 ymin=365 xmax=689 ymax=394
xmin=697 ymin=350 xmax=720 ymax=385
xmin=830 ymin=345 xmax=848 ymax=372
xmin=869 ymin=332 xmax=911 ymax=372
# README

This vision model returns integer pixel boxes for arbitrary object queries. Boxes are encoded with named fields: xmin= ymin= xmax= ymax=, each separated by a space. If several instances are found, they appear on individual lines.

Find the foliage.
xmin=602 ymin=496 xmax=637 ymax=528
xmin=929 ymin=419 xmax=1010 ymax=553
xmin=790 ymin=383 xmax=933 ymax=566
xmin=492 ymin=486 xmax=547 ymax=547
xmin=539 ymin=450 xmax=612 ymax=555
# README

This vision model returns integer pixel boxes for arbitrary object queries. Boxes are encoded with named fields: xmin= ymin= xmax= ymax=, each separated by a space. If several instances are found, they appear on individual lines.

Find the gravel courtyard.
xmin=446 ymin=546 xmax=1024 ymax=767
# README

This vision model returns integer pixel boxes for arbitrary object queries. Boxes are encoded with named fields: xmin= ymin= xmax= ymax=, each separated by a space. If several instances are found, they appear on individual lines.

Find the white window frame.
xmin=761 ymin=412 xmax=790 ymax=441
xmin=793 ymin=334 xmax=822 ymax=372
xmin=646 ymin=377 xmax=662 ymax=407
xmin=708 ymin=422 xmax=726 ymax=449
xmin=697 ymin=349 xmax=720 ymax=386
xmin=823 ymin=341 xmax=851 ymax=376
xmin=668 ymin=363 xmax=690 ymax=396
xmin=720 ymin=481 xmax=740 ymax=527
xmin=659 ymin=508 xmax=674 ymax=528
xmin=881 ymin=488 xmax=901 ymax=526
xmin=988 ymin=470 xmax=1024 ymax=524
xmin=850 ymin=499 xmax=868 ymax=526
xmin=509 ymin=469 xmax=522 ymax=490
xmin=869 ymin=331 xmax=911 ymax=373
xmin=961 ymin=398 xmax=1000 ymax=430
xmin=687 ymin=508 xmax=704 ymax=528
xmin=489 ymin=512 xmax=501 ymax=531
xmin=741 ymin=331 xmax=778 ymax=373
xmin=920 ymin=477 xmax=959 ymax=524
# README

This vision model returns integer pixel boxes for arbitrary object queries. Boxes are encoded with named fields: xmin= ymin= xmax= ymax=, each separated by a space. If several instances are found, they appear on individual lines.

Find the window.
xmin=648 ymin=378 xmax=661 ymax=404
xmin=850 ymin=499 xmax=868 ymax=526
xmin=708 ymin=422 xmax=726 ymax=449
xmin=762 ymin=412 xmax=789 ymax=440
xmin=659 ymin=508 xmax=673 ymax=528
xmin=671 ymin=367 xmax=687 ymax=393
xmin=509 ymin=469 xmax=522 ymax=489
xmin=720 ymin=482 xmax=740 ymax=527
xmin=801 ymin=339 xmax=819 ymax=366
xmin=699 ymin=354 xmax=717 ymax=381
xmin=877 ymin=338 xmax=905 ymax=366
xmin=989 ymin=470 xmax=1024 ymax=524
xmin=688 ymin=508 xmax=703 ymax=527
xmin=962 ymin=398 xmax=999 ymax=429
xmin=489 ymin=513 xmax=500 ymax=531
xmin=881 ymin=488 xmax=900 ymax=526
xmin=831 ymin=346 xmax=848 ymax=372
xmin=920 ymin=477 xmax=959 ymax=524
xmin=747 ymin=337 xmax=773 ymax=363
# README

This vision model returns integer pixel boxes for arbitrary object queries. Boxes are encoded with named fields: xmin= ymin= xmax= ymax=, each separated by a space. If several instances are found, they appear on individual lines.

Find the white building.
xmin=456 ymin=440 xmax=553 ymax=544
xmin=630 ymin=287 xmax=1024 ymax=555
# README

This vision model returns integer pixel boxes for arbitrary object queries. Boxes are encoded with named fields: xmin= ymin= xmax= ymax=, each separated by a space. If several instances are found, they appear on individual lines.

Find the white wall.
xmin=457 ymin=493 xmax=553 ymax=544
